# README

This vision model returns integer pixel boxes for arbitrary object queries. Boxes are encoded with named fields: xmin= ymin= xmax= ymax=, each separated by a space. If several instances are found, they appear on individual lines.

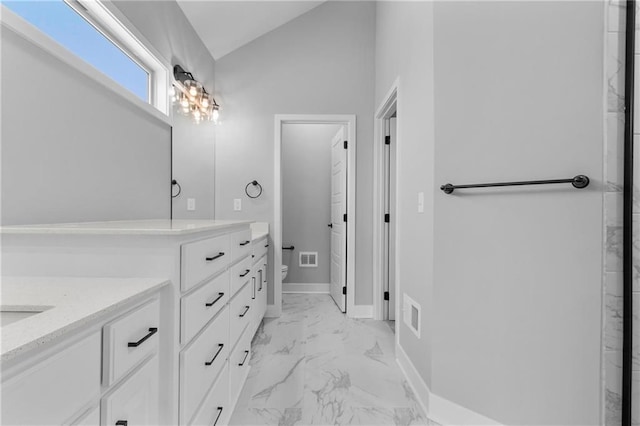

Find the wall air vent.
xmin=403 ymin=293 xmax=421 ymax=338
xmin=299 ymin=252 xmax=318 ymax=267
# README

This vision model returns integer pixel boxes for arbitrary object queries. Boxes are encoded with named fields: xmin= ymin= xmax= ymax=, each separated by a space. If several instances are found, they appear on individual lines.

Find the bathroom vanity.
xmin=1 ymin=220 xmax=269 ymax=426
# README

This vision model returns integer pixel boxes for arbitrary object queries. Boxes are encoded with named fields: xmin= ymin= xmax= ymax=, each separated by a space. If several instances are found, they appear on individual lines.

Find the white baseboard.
xmin=347 ymin=304 xmax=373 ymax=318
xmin=265 ymin=305 xmax=279 ymax=318
xmin=282 ymin=282 xmax=330 ymax=293
xmin=395 ymin=342 xmax=502 ymax=426
xmin=396 ymin=342 xmax=431 ymax=416
xmin=428 ymin=393 xmax=502 ymax=426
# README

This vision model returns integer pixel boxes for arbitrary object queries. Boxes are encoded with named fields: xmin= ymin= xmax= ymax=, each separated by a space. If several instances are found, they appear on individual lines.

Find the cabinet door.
xmin=1 ymin=332 xmax=101 ymax=425
xmin=102 ymin=356 xmax=159 ymax=426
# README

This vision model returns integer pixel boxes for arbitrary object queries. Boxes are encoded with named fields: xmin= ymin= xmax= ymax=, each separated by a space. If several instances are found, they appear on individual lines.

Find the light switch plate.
xmin=234 ymin=198 xmax=242 ymax=211
xmin=187 ymin=198 xmax=196 ymax=211
xmin=418 ymin=192 xmax=424 ymax=213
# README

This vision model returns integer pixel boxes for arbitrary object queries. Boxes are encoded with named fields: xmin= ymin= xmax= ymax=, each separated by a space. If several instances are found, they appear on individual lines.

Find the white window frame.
xmin=0 ymin=0 xmax=171 ymax=124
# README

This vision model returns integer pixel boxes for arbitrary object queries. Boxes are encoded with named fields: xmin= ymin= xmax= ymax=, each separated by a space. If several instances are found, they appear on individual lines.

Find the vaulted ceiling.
xmin=176 ymin=1 xmax=325 ymax=60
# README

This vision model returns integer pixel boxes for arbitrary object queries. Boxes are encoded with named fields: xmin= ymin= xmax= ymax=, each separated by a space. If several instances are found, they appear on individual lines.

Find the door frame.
xmin=272 ymin=114 xmax=357 ymax=317
xmin=373 ymin=80 xmax=399 ymax=322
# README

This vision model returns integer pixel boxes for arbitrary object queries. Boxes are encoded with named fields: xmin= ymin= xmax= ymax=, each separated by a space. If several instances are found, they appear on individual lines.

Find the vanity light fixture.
xmin=171 ymin=64 xmax=219 ymax=123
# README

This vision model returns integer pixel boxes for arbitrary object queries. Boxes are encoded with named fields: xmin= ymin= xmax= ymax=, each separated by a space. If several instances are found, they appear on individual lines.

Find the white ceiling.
xmin=176 ymin=1 xmax=325 ymax=60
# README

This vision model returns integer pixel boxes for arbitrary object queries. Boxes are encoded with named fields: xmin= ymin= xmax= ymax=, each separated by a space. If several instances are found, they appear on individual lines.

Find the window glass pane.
xmin=3 ymin=0 xmax=149 ymax=102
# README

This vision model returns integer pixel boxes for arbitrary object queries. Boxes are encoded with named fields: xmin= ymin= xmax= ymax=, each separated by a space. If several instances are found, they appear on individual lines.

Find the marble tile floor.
xmin=229 ymin=294 xmax=439 ymax=426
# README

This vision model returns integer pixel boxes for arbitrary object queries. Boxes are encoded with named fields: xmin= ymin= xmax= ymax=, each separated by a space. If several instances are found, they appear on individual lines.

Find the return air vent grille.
xmin=403 ymin=293 xmax=421 ymax=338
xmin=299 ymin=252 xmax=318 ymax=267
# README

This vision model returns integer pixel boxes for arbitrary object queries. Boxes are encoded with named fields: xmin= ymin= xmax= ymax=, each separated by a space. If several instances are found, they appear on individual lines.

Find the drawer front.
xmin=189 ymin=366 xmax=229 ymax=426
xmin=230 ymin=255 xmax=252 ymax=297
xmin=102 ymin=355 xmax=159 ymax=426
xmin=229 ymin=282 xmax=252 ymax=348
xmin=230 ymin=229 xmax=253 ymax=262
xmin=1 ymin=332 xmax=101 ymax=425
xmin=182 ymin=235 xmax=230 ymax=292
xmin=103 ymin=299 xmax=160 ymax=386
xmin=181 ymin=271 xmax=229 ymax=344
xmin=252 ymin=238 xmax=268 ymax=264
xmin=229 ymin=326 xmax=252 ymax=403
xmin=180 ymin=306 xmax=230 ymax=425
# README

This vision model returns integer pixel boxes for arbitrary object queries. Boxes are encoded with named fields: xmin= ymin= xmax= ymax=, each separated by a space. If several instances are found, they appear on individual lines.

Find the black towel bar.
xmin=440 ymin=175 xmax=589 ymax=194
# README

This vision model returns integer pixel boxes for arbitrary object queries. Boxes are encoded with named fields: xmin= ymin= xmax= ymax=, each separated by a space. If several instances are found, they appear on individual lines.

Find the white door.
xmin=383 ymin=116 xmax=397 ymax=321
xmin=330 ymin=126 xmax=347 ymax=312
xmin=388 ymin=117 xmax=397 ymax=320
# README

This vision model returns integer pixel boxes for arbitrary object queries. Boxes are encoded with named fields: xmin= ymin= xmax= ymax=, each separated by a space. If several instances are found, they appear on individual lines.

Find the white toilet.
xmin=281 ymin=265 xmax=288 ymax=280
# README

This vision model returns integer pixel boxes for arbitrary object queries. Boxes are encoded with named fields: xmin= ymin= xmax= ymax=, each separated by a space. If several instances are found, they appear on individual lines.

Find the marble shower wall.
xmin=605 ymin=1 xmax=640 ymax=424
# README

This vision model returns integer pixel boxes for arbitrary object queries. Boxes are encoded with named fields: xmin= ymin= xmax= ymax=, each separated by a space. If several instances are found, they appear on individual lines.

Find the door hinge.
xmin=384 ymin=213 xmax=390 ymax=223
xmin=385 ymin=135 xmax=391 ymax=145
xmin=343 ymin=140 xmax=348 ymax=149
xmin=342 ymin=286 xmax=347 ymax=295
xmin=384 ymin=291 xmax=389 ymax=301
xmin=343 ymin=213 xmax=347 ymax=222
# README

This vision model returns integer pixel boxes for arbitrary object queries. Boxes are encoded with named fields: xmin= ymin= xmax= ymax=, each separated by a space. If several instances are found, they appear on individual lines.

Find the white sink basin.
xmin=0 ymin=306 xmax=52 ymax=327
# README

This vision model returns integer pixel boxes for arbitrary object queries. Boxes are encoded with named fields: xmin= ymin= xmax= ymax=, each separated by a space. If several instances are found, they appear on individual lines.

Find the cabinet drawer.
xmin=102 ymin=355 xmax=159 ymax=426
xmin=1 ymin=332 xmax=101 ymax=425
xmin=252 ymin=238 xmax=268 ymax=264
xmin=180 ymin=306 xmax=229 ymax=425
xmin=182 ymin=235 xmax=230 ymax=292
xmin=230 ymin=256 xmax=252 ymax=297
xmin=181 ymin=271 xmax=229 ymax=344
xmin=229 ymin=326 xmax=252 ymax=403
xmin=230 ymin=229 xmax=252 ymax=262
xmin=229 ymin=282 xmax=252 ymax=348
xmin=189 ymin=366 xmax=228 ymax=426
xmin=103 ymin=299 xmax=160 ymax=386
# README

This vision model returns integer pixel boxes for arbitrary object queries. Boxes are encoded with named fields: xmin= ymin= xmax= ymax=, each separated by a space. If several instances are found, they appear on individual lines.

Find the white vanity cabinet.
xmin=1 ymin=221 xmax=269 ymax=426
xmin=0 ymin=278 xmax=168 ymax=426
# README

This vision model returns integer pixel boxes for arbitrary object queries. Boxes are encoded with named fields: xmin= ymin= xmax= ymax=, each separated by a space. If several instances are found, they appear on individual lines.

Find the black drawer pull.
xmin=265 ymin=244 xmax=269 ymax=247
xmin=115 ymin=421 xmax=128 ymax=426
xmin=206 ymin=252 xmax=225 ymax=262
xmin=213 ymin=407 xmax=223 ymax=426
xmin=259 ymin=280 xmax=263 ymax=291
xmin=239 ymin=305 xmax=250 ymax=317
xmin=205 ymin=343 xmax=224 ymax=366
xmin=239 ymin=269 xmax=250 ymax=278
xmin=239 ymin=240 xmax=251 ymax=246
xmin=238 ymin=350 xmax=249 ymax=366
xmin=252 ymin=278 xmax=256 ymax=300
xmin=205 ymin=292 xmax=224 ymax=307
xmin=128 ymin=327 xmax=158 ymax=347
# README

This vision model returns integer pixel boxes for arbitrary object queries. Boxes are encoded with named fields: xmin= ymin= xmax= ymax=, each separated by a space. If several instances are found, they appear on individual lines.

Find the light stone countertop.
xmin=0 ymin=276 xmax=170 ymax=362
xmin=0 ymin=219 xmax=253 ymax=236
xmin=251 ymin=222 xmax=269 ymax=241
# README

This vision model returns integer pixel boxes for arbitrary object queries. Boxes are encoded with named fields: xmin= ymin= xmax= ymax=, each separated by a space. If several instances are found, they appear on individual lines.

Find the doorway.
xmin=272 ymin=115 xmax=357 ymax=318
xmin=374 ymin=83 xmax=398 ymax=326
xmin=383 ymin=114 xmax=397 ymax=324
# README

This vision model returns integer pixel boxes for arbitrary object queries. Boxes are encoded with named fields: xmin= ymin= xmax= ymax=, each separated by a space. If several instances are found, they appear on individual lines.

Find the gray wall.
xmin=113 ymin=0 xmax=217 ymax=220
xmin=282 ymin=123 xmax=340 ymax=284
xmin=432 ymin=3 xmax=603 ymax=423
xmin=375 ymin=0 xmax=436 ymax=388
xmin=214 ymin=1 xmax=376 ymax=305
xmin=376 ymin=1 xmax=605 ymax=424
xmin=0 ymin=25 xmax=170 ymax=225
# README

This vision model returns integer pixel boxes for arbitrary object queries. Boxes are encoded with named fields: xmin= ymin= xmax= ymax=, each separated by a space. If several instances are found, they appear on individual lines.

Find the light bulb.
xmin=201 ymin=94 xmax=209 ymax=108
xmin=212 ymin=109 xmax=219 ymax=123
